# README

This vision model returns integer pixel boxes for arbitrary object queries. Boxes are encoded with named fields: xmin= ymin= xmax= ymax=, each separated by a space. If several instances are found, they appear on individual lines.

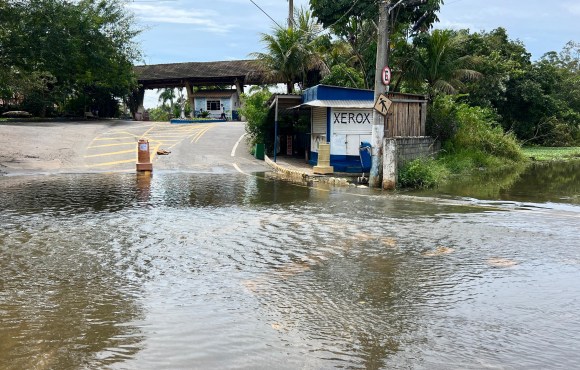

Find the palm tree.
xmin=404 ymin=29 xmax=481 ymax=99
xmin=157 ymin=88 xmax=175 ymax=110
xmin=251 ymin=7 xmax=325 ymax=93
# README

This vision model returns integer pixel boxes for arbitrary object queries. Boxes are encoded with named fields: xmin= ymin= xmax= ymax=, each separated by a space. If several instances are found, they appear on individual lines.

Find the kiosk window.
xmin=207 ymin=100 xmax=221 ymax=110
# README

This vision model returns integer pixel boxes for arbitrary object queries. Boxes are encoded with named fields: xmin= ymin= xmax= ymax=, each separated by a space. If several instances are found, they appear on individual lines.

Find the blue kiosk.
xmin=297 ymin=85 xmax=375 ymax=173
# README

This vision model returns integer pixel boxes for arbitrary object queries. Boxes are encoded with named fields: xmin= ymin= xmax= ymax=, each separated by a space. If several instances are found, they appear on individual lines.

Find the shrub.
xmin=239 ymin=89 xmax=272 ymax=147
xmin=148 ymin=107 xmax=170 ymax=121
xmin=445 ymin=100 xmax=525 ymax=163
xmin=398 ymin=157 xmax=448 ymax=188
xmin=426 ymin=95 xmax=460 ymax=143
xmin=400 ymin=96 xmax=528 ymax=189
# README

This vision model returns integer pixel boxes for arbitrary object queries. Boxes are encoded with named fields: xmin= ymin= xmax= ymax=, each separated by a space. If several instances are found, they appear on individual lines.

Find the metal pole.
xmin=369 ymin=1 xmax=390 ymax=188
xmin=288 ymin=0 xmax=294 ymax=29
xmin=274 ymin=96 xmax=279 ymax=162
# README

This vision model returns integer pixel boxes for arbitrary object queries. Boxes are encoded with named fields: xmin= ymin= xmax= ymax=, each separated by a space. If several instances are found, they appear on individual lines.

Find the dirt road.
xmin=0 ymin=120 xmax=268 ymax=176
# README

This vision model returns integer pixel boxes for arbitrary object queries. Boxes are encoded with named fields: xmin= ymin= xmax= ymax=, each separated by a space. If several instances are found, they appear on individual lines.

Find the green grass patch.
xmin=399 ymin=96 xmax=529 ymax=189
xmin=398 ymin=158 xmax=449 ymax=188
xmin=522 ymin=147 xmax=580 ymax=161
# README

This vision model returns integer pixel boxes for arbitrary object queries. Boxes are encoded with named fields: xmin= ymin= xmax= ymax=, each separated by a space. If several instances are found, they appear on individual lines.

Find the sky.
xmin=129 ymin=0 xmax=580 ymax=107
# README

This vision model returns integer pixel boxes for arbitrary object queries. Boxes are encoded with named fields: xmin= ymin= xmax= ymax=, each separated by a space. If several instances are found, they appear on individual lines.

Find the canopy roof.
xmin=134 ymin=60 xmax=268 ymax=89
xmin=293 ymin=99 xmax=374 ymax=109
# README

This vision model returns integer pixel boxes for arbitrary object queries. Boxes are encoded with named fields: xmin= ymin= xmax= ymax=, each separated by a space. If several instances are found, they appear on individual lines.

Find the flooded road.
xmin=1 ymin=171 xmax=579 ymax=369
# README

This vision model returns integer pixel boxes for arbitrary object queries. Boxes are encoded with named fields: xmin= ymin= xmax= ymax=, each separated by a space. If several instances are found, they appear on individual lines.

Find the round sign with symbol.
xmin=382 ymin=65 xmax=391 ymax=86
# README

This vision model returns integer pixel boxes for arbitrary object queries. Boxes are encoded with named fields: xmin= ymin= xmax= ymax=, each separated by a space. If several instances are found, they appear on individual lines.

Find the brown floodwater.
xmin=0 ymin=168 xmax=579 ymax=369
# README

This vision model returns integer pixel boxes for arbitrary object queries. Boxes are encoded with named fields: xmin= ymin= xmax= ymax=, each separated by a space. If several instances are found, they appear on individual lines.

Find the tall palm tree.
xmin=405 ymin=29 xmax=481 ymax=99
xmin=251 ymin=7 xmax=325 ymax=93
xmin=157 ymin=88 xmax=175 ymax=110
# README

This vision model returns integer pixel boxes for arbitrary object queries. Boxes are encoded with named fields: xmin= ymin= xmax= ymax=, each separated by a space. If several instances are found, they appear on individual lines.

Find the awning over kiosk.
xmin=292 ymin=99 xmax=373 ymax=109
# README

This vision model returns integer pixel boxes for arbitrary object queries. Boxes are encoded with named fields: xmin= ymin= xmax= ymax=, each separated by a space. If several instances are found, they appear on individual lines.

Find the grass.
xmin=523 ymin=147 xmax=580 ymax=161
xmin=398 ymin=157 xmax=449 ymax=188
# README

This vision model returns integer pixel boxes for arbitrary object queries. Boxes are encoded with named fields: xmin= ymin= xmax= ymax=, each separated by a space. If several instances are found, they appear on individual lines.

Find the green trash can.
xmin=254 ymin=143 xmax=265 ymax=160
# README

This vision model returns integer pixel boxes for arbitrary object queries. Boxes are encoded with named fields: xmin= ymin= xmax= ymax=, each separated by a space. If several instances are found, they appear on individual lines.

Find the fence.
xmin=385 ymin=92 xmax=428 ymax=137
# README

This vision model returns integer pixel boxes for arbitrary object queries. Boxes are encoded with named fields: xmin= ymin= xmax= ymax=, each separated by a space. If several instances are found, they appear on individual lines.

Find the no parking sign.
xmin=381 ymin=65 xmax=391 ymax=86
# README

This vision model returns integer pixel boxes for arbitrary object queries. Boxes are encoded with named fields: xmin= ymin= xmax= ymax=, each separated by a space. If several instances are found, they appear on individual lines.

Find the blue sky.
xmin=130 ymin=0 xmax=579 ymax=106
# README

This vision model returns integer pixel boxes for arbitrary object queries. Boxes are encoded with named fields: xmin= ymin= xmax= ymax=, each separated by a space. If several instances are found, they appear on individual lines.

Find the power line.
xmin=249 ymin=0 xmax=283 ymax=29
xmin=325 ymin=0 xmax=361 ymax=31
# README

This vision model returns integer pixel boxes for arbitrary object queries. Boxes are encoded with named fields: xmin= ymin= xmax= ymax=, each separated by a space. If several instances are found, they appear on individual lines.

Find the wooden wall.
xmin=384 ymin=92 xmax=427 ymax=137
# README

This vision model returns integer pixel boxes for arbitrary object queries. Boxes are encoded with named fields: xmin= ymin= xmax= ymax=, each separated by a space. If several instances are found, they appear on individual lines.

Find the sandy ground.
xmin=0 ymin=120 xmax=268 ymax=176
xmin=0 ymin=120 xmax=119 ymax=176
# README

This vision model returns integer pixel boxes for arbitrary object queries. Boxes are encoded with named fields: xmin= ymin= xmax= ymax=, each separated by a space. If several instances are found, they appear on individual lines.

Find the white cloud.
xmin=127 ymin=4 xmax=231 ymax=34
xmin=562 ymin=2 xmax=580 ymax=15
xmin=436 ymin=19 xmax=476 ymax=31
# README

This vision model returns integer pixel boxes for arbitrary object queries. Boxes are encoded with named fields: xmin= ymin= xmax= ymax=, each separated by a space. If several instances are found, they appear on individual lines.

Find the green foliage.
xmin=310 ymin=0 xmax=444 ymax=36
xmin=522 ymin=147 xmax=580 ymax=161
xmin=309 ymin=0 xmax=443 ymax=90
xmin=404 ymin=29 xmax=482 ymax=99
xmin=449 ymin=102 xmax=525 ymax=162
xmin=398 ymin=157 xmax=448 ymax=188
xmin=321 ymin=20 xmax=377 ymax=89
xmin=454 ymin=30 xmax=579 ymax=146
xmin=427 ymin=95 xmax=524 ymax=165
xmin=0 ymin=0 xmax=141 ymax=117
xmin=321 ymin=64 xmax=366 ymax=88
xmin=456 ymin=28 xmax=531 ymax=109
xmin=148 ymin=107 xmax=170 ymax=122
xmin=239 ymin=89 xmax=272 ymax=147
xmin=403 ymin=96 xmax=527 ymax=189
xmin=251 ymin=7 xmax=325 ymax=93
xmin=426 ymin=95 xmax=460 ymax=143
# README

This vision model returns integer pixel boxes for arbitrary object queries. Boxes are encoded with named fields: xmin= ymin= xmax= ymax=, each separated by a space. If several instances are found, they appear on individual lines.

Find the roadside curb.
xmin=264 ymin=155 xmax=350 ymax=186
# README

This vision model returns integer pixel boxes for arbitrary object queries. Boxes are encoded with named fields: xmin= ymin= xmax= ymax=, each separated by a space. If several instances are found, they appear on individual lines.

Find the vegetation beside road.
xmin=0 ymin=0 xmax=140 ymax=118
xmin=522 ymin=147 xmax=580 ymax=161
xmin=399 ymin=96 xmax=527 ymax=188
xmin=248 ymin=4 xmax=578 ymax=188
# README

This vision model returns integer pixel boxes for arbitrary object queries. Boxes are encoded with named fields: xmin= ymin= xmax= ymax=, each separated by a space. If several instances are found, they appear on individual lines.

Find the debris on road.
xmin=157 ymin=149 xmax=171 ymax=155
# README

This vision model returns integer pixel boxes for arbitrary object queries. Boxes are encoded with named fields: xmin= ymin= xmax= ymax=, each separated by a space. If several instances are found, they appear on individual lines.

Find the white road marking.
xmin=232 ymin=163 xmax=247 ymax=175
xmin=231 ymin=133 xmax=247 ymax=157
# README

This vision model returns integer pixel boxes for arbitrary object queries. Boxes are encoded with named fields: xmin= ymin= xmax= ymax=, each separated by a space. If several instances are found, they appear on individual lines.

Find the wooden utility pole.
xmin=369 ymin=1 xmax=390 ymax=188
xmin=288 ymin=0 xmax=294 ymax=29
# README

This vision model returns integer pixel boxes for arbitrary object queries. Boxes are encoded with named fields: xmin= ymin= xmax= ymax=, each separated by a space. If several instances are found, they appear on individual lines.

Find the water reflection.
xmin=0 ymin=213 xmax=145 ymax=369
xmin=1 ymin=173 xmax=579 ymax=369
xmin=412 ymin=160 xmax=580 ymax=204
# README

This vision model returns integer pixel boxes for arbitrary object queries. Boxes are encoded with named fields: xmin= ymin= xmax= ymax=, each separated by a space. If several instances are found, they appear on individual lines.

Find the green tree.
xmin=251 ymin=7 xmax=325 ymax=93
xmin=158 ymin=88 xmax=176 ymax=111
xmin=457 ymin=28 xmax=531 ymax=109
xmin=321 ymin=64 xmax=366 ymax=88
xmin=404 ymin=29 xmax=481 ymax=99
xmin=324 ymin=19 xmax=377 ymax=89
xmin=499 ymin=51 xmax=580 ymax=146
xmin=310 ymin=0 xmax=443 ymax=35
xmin=239 ymin=88 xmax=272 ymax=147
xmin=310 ymin=0 xmax=445 ymax=90
xmin=0 ymin=0 xmax=141 ymax=116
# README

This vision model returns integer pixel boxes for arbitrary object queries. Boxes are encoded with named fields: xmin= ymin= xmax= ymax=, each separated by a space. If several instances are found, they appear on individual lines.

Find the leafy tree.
xmin=324 ymin=19 xmax=377 ymax=89
xmin=239 ymin=88 xmax=272 ymax=147
xmin=0 ymin=0 xmax=141 ymax=116
xmin=321 ymin=64 xmax=366 ymax=88
xmin=447 ymin=29 xmax=579 ymax=145
xmin=310 ymin=0 xmax=444 ymax=89
xmin=404 ymin=29 xmax=481 ymax=99
xmin=457 ymin=28 xmax=531 ymax=109
xmin=310 ymin=0 xmax=443 ymax=35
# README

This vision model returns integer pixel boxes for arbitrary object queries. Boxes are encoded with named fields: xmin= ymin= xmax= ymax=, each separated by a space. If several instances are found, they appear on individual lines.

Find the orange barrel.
xmin=136 ymin=139 xmax=153 ymax=171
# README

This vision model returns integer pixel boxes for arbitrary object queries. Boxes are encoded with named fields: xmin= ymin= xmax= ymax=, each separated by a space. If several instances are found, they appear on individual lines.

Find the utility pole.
xmin=288 ymin=0 xmax=294 ymax=29
xmin=369 ymin=1 xmax=390 ymax=188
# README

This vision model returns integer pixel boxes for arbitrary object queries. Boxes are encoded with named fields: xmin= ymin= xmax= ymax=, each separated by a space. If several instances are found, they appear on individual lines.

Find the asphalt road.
xmin=0 ymin=120 xmax=269 ymax=176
